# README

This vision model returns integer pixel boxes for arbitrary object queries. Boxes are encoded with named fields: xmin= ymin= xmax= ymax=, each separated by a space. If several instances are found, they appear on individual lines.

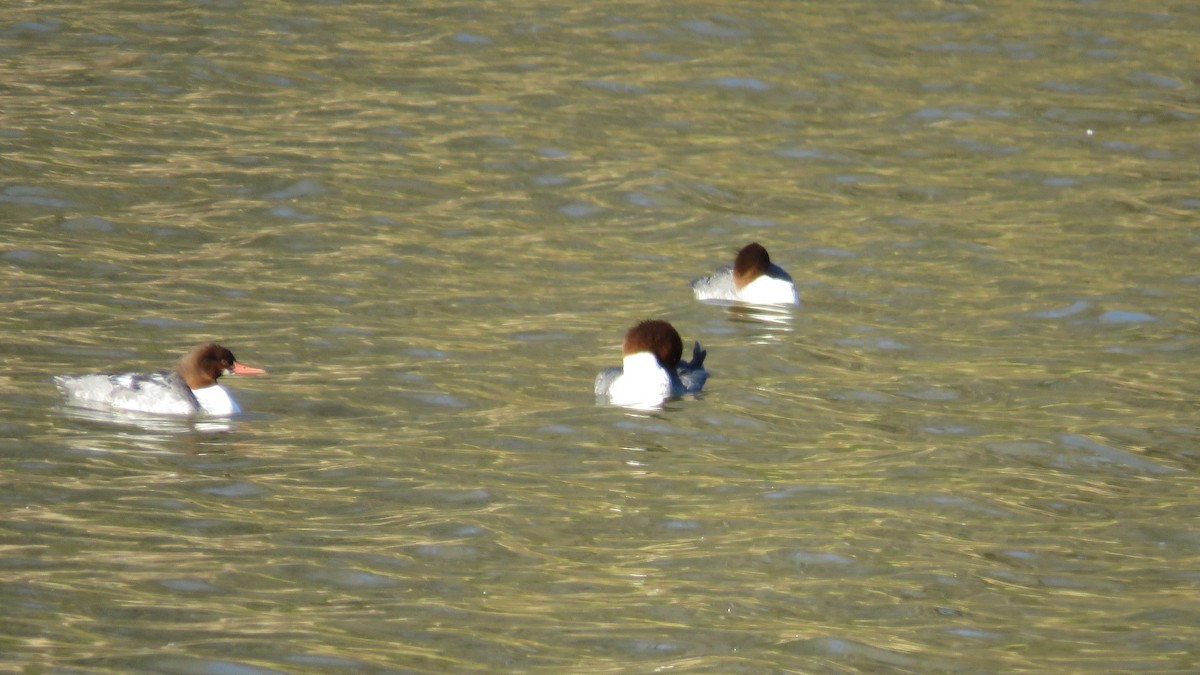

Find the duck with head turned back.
xmin=690 ymin=242 xmax=799 ymax=306
xmin=595 ymin=320 xmax=707 ymax=408
xmin=55 ymin=342 xmax=266 ymax=416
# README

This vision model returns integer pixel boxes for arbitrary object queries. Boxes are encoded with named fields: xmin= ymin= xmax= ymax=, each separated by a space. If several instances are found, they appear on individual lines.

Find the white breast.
xmin=608 ymin=352 xmax=671 ymax=408
xmin=738 ymin=274 xmax=799 ymax=305
xmin=192 ymin=385 xmax=240 ymax=416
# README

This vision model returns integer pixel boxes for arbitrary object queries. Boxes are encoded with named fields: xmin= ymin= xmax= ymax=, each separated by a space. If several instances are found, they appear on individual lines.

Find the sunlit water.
xmin=3 ymin=1 xmax=1199 ymax=671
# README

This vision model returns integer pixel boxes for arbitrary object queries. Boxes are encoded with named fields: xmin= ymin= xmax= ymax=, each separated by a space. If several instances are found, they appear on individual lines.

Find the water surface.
xmin=3 ymin=0 xmax=1199 ymax=671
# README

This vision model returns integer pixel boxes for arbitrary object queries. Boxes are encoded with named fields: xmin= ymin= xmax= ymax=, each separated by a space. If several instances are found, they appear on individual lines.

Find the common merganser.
xmin=54 ymin=343 xmax=266 ymax=416
xmin=690 ymin=242 xmax=799 ymax=305
xmin=595 ymin=320 xmax=708 ymax=408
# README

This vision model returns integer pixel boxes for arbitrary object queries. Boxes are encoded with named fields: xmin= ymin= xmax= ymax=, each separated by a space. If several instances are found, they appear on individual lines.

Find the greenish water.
xmin=3 ymin=1 xmax=1199 ymax=671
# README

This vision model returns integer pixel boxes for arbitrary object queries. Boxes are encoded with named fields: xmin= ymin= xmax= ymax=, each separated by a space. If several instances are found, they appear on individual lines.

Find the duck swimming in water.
xmin=54 ymin=342 xmax=266 ymax=416
xmin=690 ymin=242 xmax=799 ymax=306
xmin=595 ymin=320 xmax=707 ymax=408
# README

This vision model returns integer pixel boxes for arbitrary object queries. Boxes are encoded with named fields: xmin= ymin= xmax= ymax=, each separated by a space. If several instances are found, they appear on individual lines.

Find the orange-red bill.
xmin=231 ymin=361 xmax=266 ymax=376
